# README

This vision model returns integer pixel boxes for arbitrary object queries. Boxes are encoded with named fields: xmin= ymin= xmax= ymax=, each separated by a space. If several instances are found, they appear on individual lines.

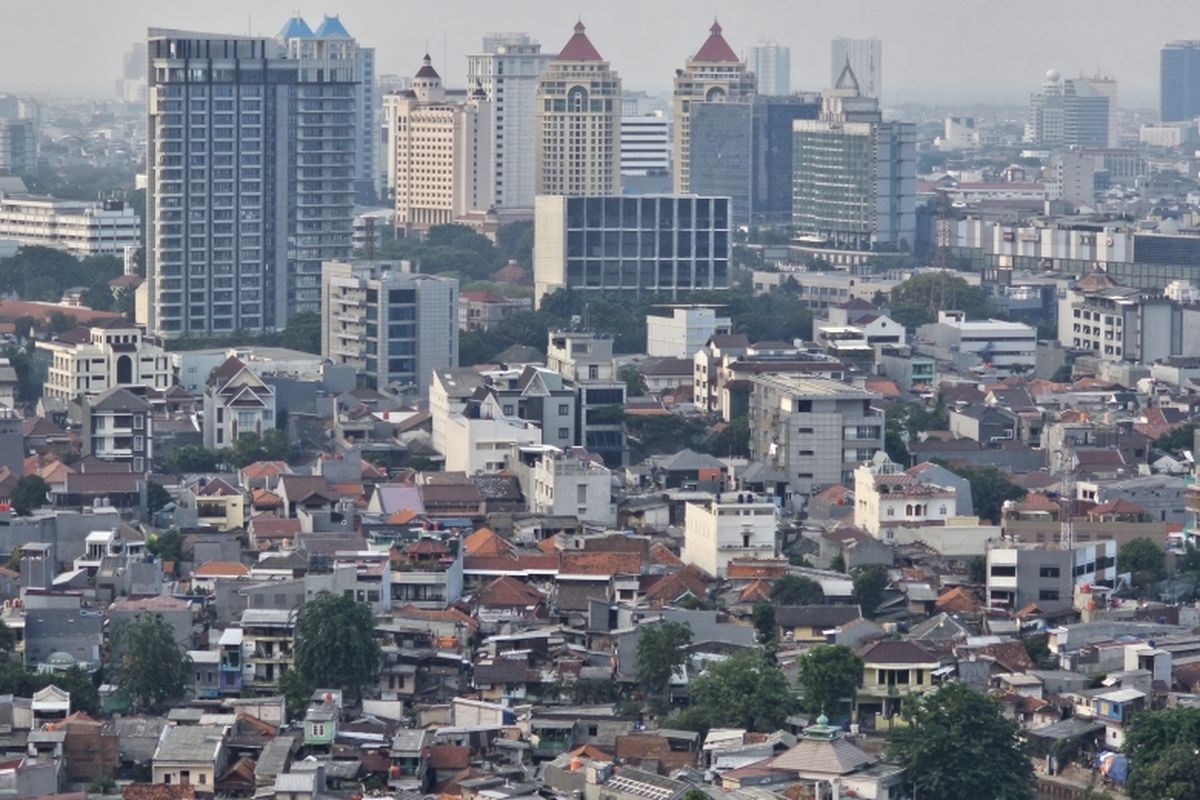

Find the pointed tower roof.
xmin=691 ymin=20 xmax=740 ymax=63
xmin=835 ymin=58 xmax=861 ymax=95
xmin=415 ymin=54 xmax=440 ymax=80
xmin=557 ymin=20 xmax=604 ymax=61
xmin=277 ymin=16 xmax=315 ymax=40
xmin=314 ymin=14 xmax=352 ymax=38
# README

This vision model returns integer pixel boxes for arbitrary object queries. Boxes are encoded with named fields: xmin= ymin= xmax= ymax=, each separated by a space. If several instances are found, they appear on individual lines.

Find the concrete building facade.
xmin=645 ymin=305 xmax=732 ymax=359
xmin=746 ymin=42 xmax=790 ymax=96
xmin=0 ymin=194 xmax=140 ymax=256
xmin=38 ymin=320 xmax=172 ymax=403
xmin=682 ymin=493 xmax=777 ymax=577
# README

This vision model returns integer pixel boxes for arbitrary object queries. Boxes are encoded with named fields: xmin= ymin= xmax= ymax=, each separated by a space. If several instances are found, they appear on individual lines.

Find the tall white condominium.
xmin=746 ymin=41 xmax=790 ymax=96
xmin=830 ymin=37 xmax=882 ymax=100
xmin=672 ymin=21 xmax=756 ymax=194
xmin=535 ymin=21 xmax=622 ymax=197
xmin=145 ymin=17 xmax=358 ymax=337
xmin=388 ymin=55 xmax=492 ymax=234
xmin=620 ymin=111 xmax=671 ymax=176
xmin=467 ymin=34 xmax=553 ymax=209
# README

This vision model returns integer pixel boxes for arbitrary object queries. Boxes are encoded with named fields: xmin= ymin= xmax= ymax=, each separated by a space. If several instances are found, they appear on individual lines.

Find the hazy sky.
xmin=2 ymin=0 xmax=1194 ymax=108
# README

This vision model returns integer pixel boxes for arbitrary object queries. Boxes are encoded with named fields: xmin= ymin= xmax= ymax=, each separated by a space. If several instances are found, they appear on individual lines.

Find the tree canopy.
xmin=10 ymin=475 xmax=49 ymax=516
xmin=770 ymin=574 xmax=824 ymax=606
xmin=669 ymin=649 xmax=798 ymax=733
xmin=0 ymin=661 xmax=98 ymax=716
xmin=293 ymin=592 xmax=382 ymax=703
xmin=852 ymin=564 xmax=889 ymax=618
xmin=939 ymin=462 xmax=1025 ymax=524
xmin=146 ymin=528 xmax=184 ymax=564
xmin=109 ymin=613 xmax=192 ymax=712
xmin=888 ymin=682 xmax=1034 ymax=800
xmin=1119 ymin=538 xmax=1166 ymax=591
xmin=889 ymin=272 xmax=992 ymax=329
xmin=797 ymin=644 xmax=864 ymax=717
xmin=636 ymin=620 xmax=693 ymax=699
xmin=1125 ymin=707 xmax=1200 ymax=800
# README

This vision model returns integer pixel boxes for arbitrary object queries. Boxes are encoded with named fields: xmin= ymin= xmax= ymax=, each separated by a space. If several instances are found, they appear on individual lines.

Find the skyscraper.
xmin=1161 ymin=41 xmax=1200 ymax=123
xmin=1027 ymin=71 xmax=1114 ymax=149
xmin=535 ymin=22 xmax=621 ymax=197
xmin=145 ymin=18 xmax=358 ymax=337
xmin=746 ymin=41 xmax=790 ymax=96
xmin=792 ymin=63 xmax=915 ymax=256
xmin=388 ymin=56 xmax=492 ymax=234
xmin=830 ymin=38 xmax=882 ymax=100
xmin=355 ymin=45 xmax=377 ymax=203
xmin=672 ymin=21 xmax=756 ymax=194
xmin=467 ymin=34 xmax=554 ymax=210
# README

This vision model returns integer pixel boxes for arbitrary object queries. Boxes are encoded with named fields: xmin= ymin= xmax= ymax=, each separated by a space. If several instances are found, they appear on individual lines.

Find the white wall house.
xmin=682 ymin=493 xmax=777 ymax=577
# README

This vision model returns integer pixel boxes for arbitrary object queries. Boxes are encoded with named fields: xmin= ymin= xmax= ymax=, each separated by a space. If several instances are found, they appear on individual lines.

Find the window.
xmin=990 ymin=565 xmax=1016 ymax=577
xmin=1039 ymin=565 xmax=1060 ymax=578
xmin=558 ymin=427 xmax=570 ymax=439
xmin=312 ymin=723 xmax=325 ymax=737
xmin=558 ymin=403 xmax=570 ymax=416
xmin=1039 ymin=590 xmax=1060 ymax=601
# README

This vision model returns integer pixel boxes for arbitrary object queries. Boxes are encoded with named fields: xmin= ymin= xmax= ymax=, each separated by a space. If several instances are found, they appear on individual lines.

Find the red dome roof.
xmin=691 ymin=20 xmax=739 ymax=63
xmin=557 ymin=20 xmax=604 ymax=61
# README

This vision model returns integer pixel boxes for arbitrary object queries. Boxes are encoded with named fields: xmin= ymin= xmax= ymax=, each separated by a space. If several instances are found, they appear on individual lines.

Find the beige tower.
xmin=672 ymin=20 xmax=757 ymax=194
xmin=389 ymin=55 xmax=493 ymax=234
xmin=535 ymin=21 xmax=622 ymax=197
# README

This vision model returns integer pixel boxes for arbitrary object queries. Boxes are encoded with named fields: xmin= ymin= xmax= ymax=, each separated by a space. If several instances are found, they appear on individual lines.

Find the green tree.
xmin=0 ymin=661 xmax=99 ymax=716
xmin=147 ymin=528 xmax=184 ymax=564
xmin=1125 ymin=707 xmax=1200 ymax=800
xmin=939 ymin=463 xmax=1025 ymax=524
xmin=1153 ymin=422 xmax=1195 ymax=454
xmin=889 ymin=272 xmax=992 ymax=329
xmin=109 ymin=613 xmax=192 ymax=712
xmin=888 ymin=683 xmax=1034 ymax=800
xmin=636 ymin=620 xmax=693 ymax=698
xmin=707 ymin=416 xmax=750 ymax=457
xmin=966 ymin=555 xmax=986 ymax=584
xmin=625 ymin=414 xmax=707 ymax=457
xmin=620 ymin=365 xmax=648 ymax=397
xmin=750 ymin=602 xmax=776 ymax=643
xmin=293 ymin=592 xmax=382 ymax=703
xmin=10 ymin=475 xmax=49 ymax=516
xmin=227 ymin=429 xmax=290 ymax=468
xmin=852 ymin=564 xmax=889 ymax=617
xmin=770 ymin=574 xmax=824 ymax=606
xmin=829 ymin=552 xmax=847 ymax=574
xmin=47 ymin=310 xmax=78 ymax=334
xmin=1119 ymin=537 xmax=1166 ymax=591
xmin=277 ymin=668 xmax=316 ymax=723
xmin=797 ymin=644 xmax=864 ymax=717
xmin=0 ymin=619 xmax=14 ymax=660
xmin=675 ymin=649 xmax=798 ymax=732
xmin=146 ymin=480 xmax=171 ymax=514
xmin=164 ymin=445 xmax=222 ymax=473
xmin=280 ymin=311 xmax=322 ymax=354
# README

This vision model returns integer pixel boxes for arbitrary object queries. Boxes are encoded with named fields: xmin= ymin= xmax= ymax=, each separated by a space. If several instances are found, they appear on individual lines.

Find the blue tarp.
xmin=1093 ymin=751 xmax=1128 ymax=784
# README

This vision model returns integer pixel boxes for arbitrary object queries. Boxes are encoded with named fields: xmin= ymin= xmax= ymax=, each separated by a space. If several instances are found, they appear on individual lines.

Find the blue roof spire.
xmin=277 ymin=15 xmax=315 ymax=39
xmin=314 ymin=14 xmax=352 ymax=38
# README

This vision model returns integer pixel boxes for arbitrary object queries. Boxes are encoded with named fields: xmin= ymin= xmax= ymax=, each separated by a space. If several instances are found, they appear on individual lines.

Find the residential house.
xmin=152 ymin=723 xmax=229 ymax=792
xmin=776 ymin=605 xmax=863 ymax=644
xmin=80 ymin=387 xmax=153 ymax=471
xmin=856 ymin=640 xmax=941 ymax=724
xmin=202 ymin=357 xmax=277 ymax=450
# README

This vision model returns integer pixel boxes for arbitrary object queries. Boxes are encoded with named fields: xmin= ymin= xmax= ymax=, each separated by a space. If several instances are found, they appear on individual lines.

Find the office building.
xmin=915 ymin=311 xmax=1036 ymax=376
xmin=117 ymin=42 xmax=149 ymax=103
xmin=646 ymin=305 xmax=731 ymax=358
xmin=830 ymin=38 xmax=881 ymax=100
xmin=387 ymin=55 xmax=492 ymax=234
xmin=986 ymin=541 xmax=1117 ymax=613
xmin=467 ymin=34 xmax=555 ymax=209
xmin=938 ymin=116 xmax=980 ymax=150
xmin=748 ymin=374 xmax=883 ymax=500
xmin=533 ymin=194 xmax=731 ymax=304
xmin=38 ymin=319 xmax=172 ymax=403
xmin=672 ymin=21 xmax=756 ymax=195
xmin=620 ymin=111 xmax=671 ymax=179
xmin=690 ymin=93 xmax=820 ymax=224
xmin=1057 ymin=273 xmax=1181 ymax=363
xmin=1161 ymin=41 xmax=1200 ymax=123
xmin=320 ymin=259 xmax=459 ymax=397
xmin=682 ymin=493 xmax=777 ymax=577
xmin=145 ymin=18 xmax=358 ymax=337
xmin=535 ymin=22 xmax=622 ymax=197
xmin=792 ymin=67 xmax=916 ymax=255
xmin=0 ymin=118 xmax=36 ymax=176
xmin=1027 ymin=71 xmax=1115 ymax=149
xmin=0 ymin=194 xmax=140 ymax=256
xmin=746 ymin=41 xmax=790 ymax=96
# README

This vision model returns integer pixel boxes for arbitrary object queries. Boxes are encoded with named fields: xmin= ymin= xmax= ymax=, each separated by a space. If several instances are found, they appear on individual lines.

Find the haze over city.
xmin=1 ymin=0 xmax=1195 ymax=105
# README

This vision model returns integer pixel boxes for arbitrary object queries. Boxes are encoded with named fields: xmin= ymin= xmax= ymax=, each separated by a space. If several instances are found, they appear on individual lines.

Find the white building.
xmin=853 ymin=455 xmax=957 ymax=537
xmin=1056 ymin=273 xmax=1180 ymax=363
xmin=387 ymin=55 xmax=492 ymax=233
xmin=38 ymin=319 xmax=172 ymax=403
xmin=682 ymin=492 xmax=777 ymax=577
xmin=1139 ymin=122 xmax=1194 ymax=148
xmin=0 ymin=194 xmax=140 ymax=257
xmin=467 ymin=34 xmax=554 ymax=210
xmin=202 ymin=356 xmax=277 ymax=449
xmin=620 ymin=112 xmax=671 ymax=177
xmin=646 ymin=305 xmax=732 ymax=359
xmin=511 ymin=444 xmax=614 ymax=526
xmin=746 ymin=41 xmax=790 ymax=96
xmin=915 ymin=311 xmax=1037 ymax=376
xmin=830 ymin=37 xmax=881 ymax=100
xmin=938 ymin=116 xmax=980 ymax=150
xmin=535 ymin=21 xmax=621 ymax=197
xmin=430 ymin=377 xmax=541 ymax=474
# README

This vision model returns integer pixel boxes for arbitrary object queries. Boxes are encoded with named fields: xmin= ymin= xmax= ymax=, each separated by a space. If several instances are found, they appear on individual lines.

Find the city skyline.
xmin=1 ymin=0 xmax=1195 ymax=108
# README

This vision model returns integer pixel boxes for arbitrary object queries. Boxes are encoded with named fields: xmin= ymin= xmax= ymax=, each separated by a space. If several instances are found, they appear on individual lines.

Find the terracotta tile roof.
xmin=1016 ymin=492 xmax=1060 ymax=513
xmin=690 ymin=20 xmax=739 ymax=62
xmin=112 ymin=595 xmax=191 ymax=612
xmin=567 ymin=743 xmax=612 ymax=760
xmin=387 ymin=508 xmax=421 ymax=525
xmin=240 ymin=461 xmax=290 ymax=481
xmin=250 ymin=517 xmax=301 ymax=538
xmin=738 ymin=578 xmax=772 ymax=603
xmin=725 ymin=560 xmax=788 ymax=580
xmin=428 ymin=744 xmax=470 ymax=770
xmin=121 ymin=785 xmax=197 ymax=800
xmin=464 ymin=553 xmax=560 ymax=574
xmin=537 ymin=535 xmax=561 ymax=554
xmin=192 ymin=560 xmax=250 ymax=578
xmin=934 ymin=586 xmax=980 ymax=614
xmin=475 ymin=576 xmax=544 ymax=608
xmin=464 ymin=527 xmax=513 ymax=557
xmin=648 ymin=542 xmax=683 ymax=566
xmin=251 ymin=488 xmax=282 ymax=508
xmin=393 ymin=604 xmax=478 ymax=635
xmin=557 ymin=20 xmax=603 ymax=61
xmin=561 ymin=551 xmax=641 ymax=576
xmin=960 ymin=640 xmax=1034 ymax=672
xmin=642 ymin=564 xmax=710 ymax=604
xmin=1088 ymin=499 xmax=1146 ymax=516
